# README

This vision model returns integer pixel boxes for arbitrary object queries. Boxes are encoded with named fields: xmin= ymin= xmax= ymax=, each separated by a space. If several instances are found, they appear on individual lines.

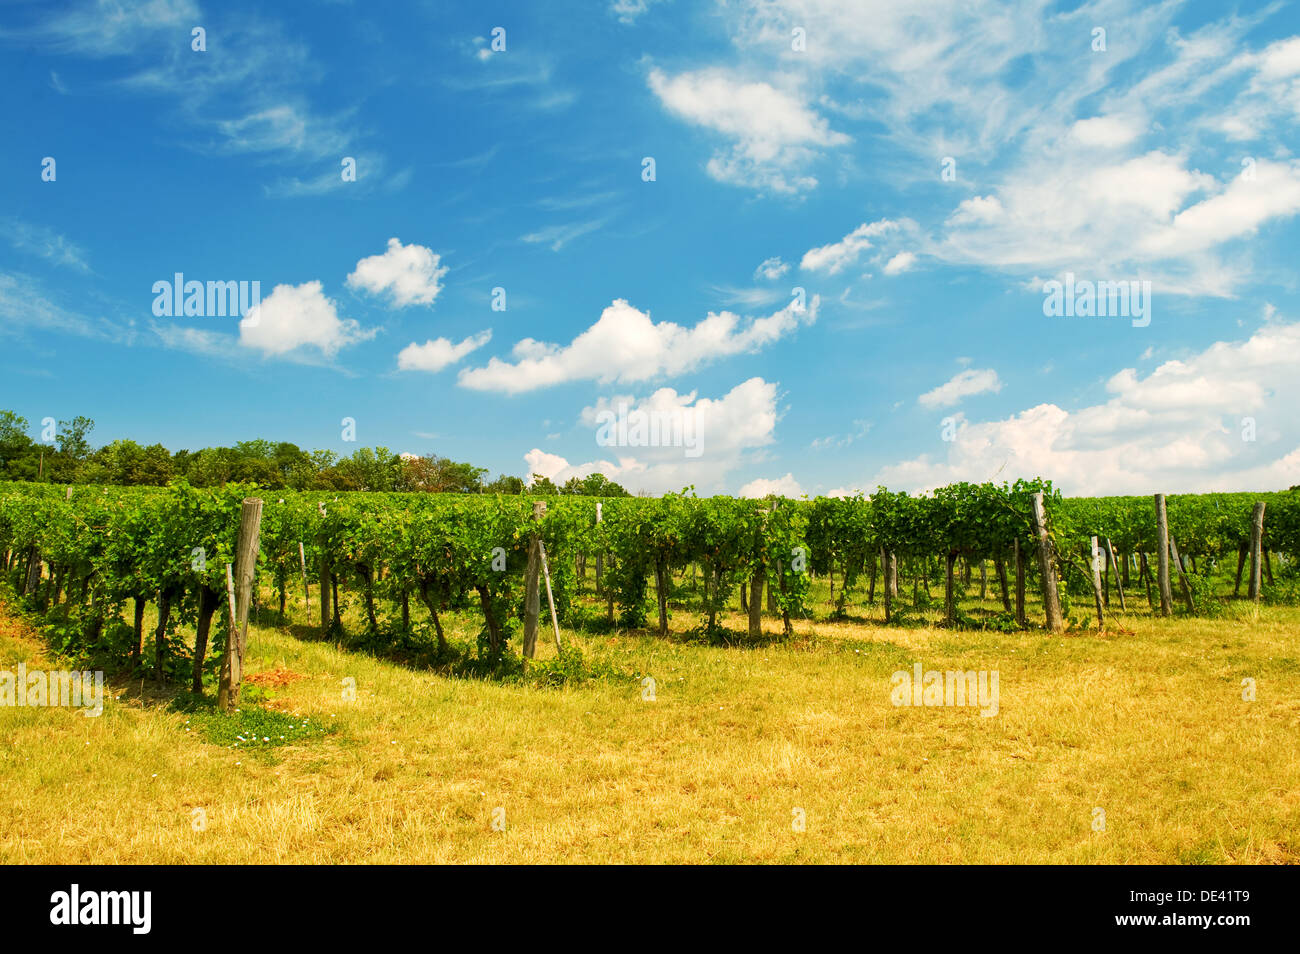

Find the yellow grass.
xmin=2 ymin=587 xmax=1298 ymax=864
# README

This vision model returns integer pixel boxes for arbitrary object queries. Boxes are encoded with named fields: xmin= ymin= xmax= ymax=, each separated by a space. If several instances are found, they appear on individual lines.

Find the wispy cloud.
xmin=0 ymin=218 xmax=90 ymax=271
xmin=521 ymin=217 xmax=610 ymax=251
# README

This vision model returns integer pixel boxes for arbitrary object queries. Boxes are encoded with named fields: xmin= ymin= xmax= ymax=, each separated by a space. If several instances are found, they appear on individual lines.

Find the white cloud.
xmin=811 ymin=419 xmax=871 ymax=450
xmin=521 ymin=217 xmax=609 ymax=251
xmin=239 ymin=281 xmax=372 ymax=358
xmin=874 ymin=318 xmax=1300 ymax=494
xmin=0 ymin=218 xmax=89 ymax=271
xmin=648 ymin=67 xmax=848 ymax=194
xmin=800 ymin=219 xmax=902 ymax=274
xmin=610 ymin=0 xmax=664 ymax=24
xmin=738 ymin=473 xmax=804 ymax=498
xmin=932 ymin=151 xmax=1300 ymax=297
xmin=0 ymin=273 xmax=123 ymax=342
xmin=1138 ymin=159 xmax=1300 ymax=259
xmin=825 ymin=486 xmax=866 ymax=499
xmin=20 ymin=0 xmax=199 ymax=56
xmin=722 ymin=3 xmax=1300 ymax=295
xmin=459 ymin=295 xmax=817 ymax=394
xmin=754 ymin=256 xmax=790 ymax=281
xmin=882 ymin=251 xmax=917 ymax=275
xmin=1069 ymin=115 xmax=1144 ymax=148
xmin=526 ymin=377 xmax=780 ymax=494
xmin=346 ymin=238 xmax=448 ymax=307
xmin=397 ymin=330 xmax=492 ymax=373
xmin=918 ymin=368 xmax=1003 ymax=409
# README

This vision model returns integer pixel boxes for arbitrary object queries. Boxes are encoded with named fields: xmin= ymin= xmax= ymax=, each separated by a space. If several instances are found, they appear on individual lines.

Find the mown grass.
xmin=1 ymin=574 xmax=1297 ymax=864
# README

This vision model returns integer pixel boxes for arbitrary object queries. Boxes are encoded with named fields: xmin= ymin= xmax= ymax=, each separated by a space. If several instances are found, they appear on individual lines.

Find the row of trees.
xmin=0 ymin=411 xmax=630 ymax=497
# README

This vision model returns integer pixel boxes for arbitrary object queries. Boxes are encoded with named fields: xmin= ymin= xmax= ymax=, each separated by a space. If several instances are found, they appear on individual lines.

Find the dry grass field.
xmin=2 ymin=581 xmax=1298 ymax=864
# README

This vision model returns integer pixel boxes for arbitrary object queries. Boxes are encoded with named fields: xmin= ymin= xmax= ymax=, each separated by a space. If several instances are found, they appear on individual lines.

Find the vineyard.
xmin=2 ymin=479 xmax=1298 ymax=698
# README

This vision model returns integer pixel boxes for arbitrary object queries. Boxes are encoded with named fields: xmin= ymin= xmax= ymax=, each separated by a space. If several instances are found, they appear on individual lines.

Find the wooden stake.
xmin=995 ymin=555 xmax=1011 ymax=612
xmin=1154 ymin=494 xmax=1172 ymax=617
xmin=944 ymin=550 xmax=956 ymax=624
xmin=1168 ymin=533 xmax=1194 ymax=614
xmin=1014 ymin=539 xmax=1026 ymax=627
xmin=218 ymin=497 xmax=263 ymax=711
xmin=1106 ymin=538 xmax=1125 ymax=611
xmin=1032 ymin=492 xmax=1064 ymax=632
xmin=882 ymin=548 xmax=893 ymax=623
xmin=538 ymin=539 xmax=562 ymax=654
xmin=224 ymin=564 xmax=237 ymax=636
xmin=299 ymin=541 xmax=310 ymax=615
xmin=594 ymin=502 xmax=603 ymax=595
xmin=522 ymin=501 xmax=545 ymax=659
xmin=1248 ymin=501 xmax=1266 ymax=601
xmin=1089 ymin=536 xmax=1105 ymax=629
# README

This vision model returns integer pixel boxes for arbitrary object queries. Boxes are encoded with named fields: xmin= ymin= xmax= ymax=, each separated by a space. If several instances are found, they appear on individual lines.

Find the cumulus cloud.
xmin=738 ymin=473 xmax=804 ymax=498
xmin=397 ymin=330 xmax=491 ymax=372
xmin=1069 ymin=115 xmax=1144 ymax=148
xmin=525 ymin=377 xmax=781 ymax=494
xmin=918 ymin=368 xmax=1003 ymax=409
xmin=722 ymin=2 xmax=1300 ymax=294
xmin=459 ymin=295 xmax=816 ymax=394
xmin=754 ymin=256 xmax=790 ymax=281
xmin=800 ymin=219 xmax=904 ymax=274
xmin=648 ymin=67 xmax=848 ymax=194
xmin=239 ymin=281 xmax=372 ymax=358
xmin=874 ymin=317 xmax=1300 ymax=494
xmin=346 ymin=238 xmax=448 ymax=307
xmin=882 ymin=251 xmax=917 ymax=275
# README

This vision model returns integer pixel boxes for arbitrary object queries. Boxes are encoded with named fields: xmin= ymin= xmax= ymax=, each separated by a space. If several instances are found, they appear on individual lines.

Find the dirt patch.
xmin=246 ymin=666 xmax=305 ymax=689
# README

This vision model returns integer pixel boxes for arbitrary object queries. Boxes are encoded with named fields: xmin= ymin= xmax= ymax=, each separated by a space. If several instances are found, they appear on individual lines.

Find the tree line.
xmin=0 ymin=410 xmax=630 ymax=497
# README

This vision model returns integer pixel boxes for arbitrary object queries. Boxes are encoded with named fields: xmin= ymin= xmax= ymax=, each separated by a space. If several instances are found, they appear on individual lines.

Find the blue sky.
xmin=3 ymin=0 xmax=1300 ymax=496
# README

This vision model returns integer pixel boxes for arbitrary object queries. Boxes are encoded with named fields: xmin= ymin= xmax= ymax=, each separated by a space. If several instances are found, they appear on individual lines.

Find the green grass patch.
xmin=169 ymin=693 xmax=339 ymax=751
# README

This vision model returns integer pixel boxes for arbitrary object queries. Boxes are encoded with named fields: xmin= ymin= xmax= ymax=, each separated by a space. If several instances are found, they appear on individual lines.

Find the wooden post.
xmin=1032 ymin=492 xmax=1064 ymax=632
xmin=218 ymin=497 xmax=263 ymax=711
xmin=1233 ymin=543 xmax=1247 ymax=596
xmin=1248 ymin=501 xmax=1266 ymax=601
xmin=882 ymin=548 xmax=893 ymax=623
xmin=748 ymin=563 xmax=764 ymax=638
xmin=224 ymin=565 xmax=237 ymax=643
xmin=1169 ymin=534 xmax=1194 ymax=614
xmin=22 ymin=547 xmax=41 ymax=596
xmin=538 ymin=540 xmax=563 ymax=653
xmin=299 ymin=541 xmax=310 ymax=615
xmin=594 ymin=502 xmax=603 ymax=595
xmin=1140 ymin=552 xmax=1154 ymax=609
xmin=523 ymin=501 xmax=545 ymax=659
xmin=1013 ymin=540 xmax=1026 ymax=627
xmin=1106 ymin=538 xmax=1125 ymax=611
xmin=887 ymin=552 xmax=898 ymax=599
xmin=979 ymin=560 xmax=987 ymax=601
xmin=995 ymin=554 xmax=1011 ymax=612
xmin=1089 ymin=536 xmax=1105 ymax=629
xmin=655 ymin=559 xmax=669 ymax=638
xmin=319 ymin=556 xmax=331 ymax=631
xmin=1154 ymin=494 xmax=1172 ymax=617
xmin=944 ymin=550 xmax=956 ymax=623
